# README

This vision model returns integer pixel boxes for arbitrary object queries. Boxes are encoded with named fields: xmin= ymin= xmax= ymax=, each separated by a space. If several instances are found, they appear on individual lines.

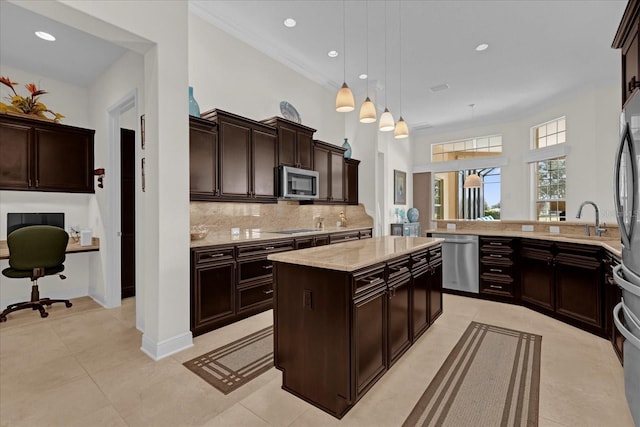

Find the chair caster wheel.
xmin=65 ymin=302 xmax=73 ymax=308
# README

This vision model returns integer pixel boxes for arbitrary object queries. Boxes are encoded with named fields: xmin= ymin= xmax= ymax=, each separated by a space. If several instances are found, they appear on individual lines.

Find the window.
xmin=533 ymin=117 xmax=566 ymax=221
xmin=431 ymin=135 xmax=502 ymax=162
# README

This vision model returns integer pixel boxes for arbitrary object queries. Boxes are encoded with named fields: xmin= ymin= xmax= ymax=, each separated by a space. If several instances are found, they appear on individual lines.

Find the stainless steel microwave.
xmin=278 ymin=166 xmax=319 ymax=200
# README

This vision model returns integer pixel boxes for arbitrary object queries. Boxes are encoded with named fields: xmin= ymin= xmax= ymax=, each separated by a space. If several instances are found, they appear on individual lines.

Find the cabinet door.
xmin=428 ymin=259 xmax=443 ymax=324
xmin=278 ymin=126 xmax=296 ymax=167
xmin=0 ymin=120 xmax=32 ymax=190
xmin=314 ymin=145 xmax=330 ymax=201
xmin=353 ymin=288 xmax=387 ymax=399
xmin=345 ymin=159 xmax=359 ymax=205
xmin=623 ymin=31 xmax=640 ymax=105
xmin=520 ymin=247 xmax=554 ymax=312
xmin=219 ymin=120 xmax=251 ymax=198
xmin=251 ymin=128 xmax=277 ymax=200
xmin=555 ymin=253 xmax=603 ymax=331
xmin=35 ymin=127 xmax=94 ymax=192
xmin=192 ymin=261 xmax=236 ymax=335
xmin=189 ymin=118 xmax=218 ymax=198
xmin=297 ymin=131 xmax=313 ymax=170
xmin=388 ymin=276 xmax=411 ymax=366
xmin=330 ymin=151 xmax=344 ymax=202
xmin=412 ymin=267 xmax=430 ymax=340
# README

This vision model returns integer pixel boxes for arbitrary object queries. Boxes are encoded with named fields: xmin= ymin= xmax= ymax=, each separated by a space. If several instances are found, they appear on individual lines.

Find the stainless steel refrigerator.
xmin=614 ymin=92 xmax=640 ymax=426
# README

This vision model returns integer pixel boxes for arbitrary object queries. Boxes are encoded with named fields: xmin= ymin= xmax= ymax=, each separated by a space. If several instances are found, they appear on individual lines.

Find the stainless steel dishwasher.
xmin=431 ymin=233 xmax=479 ymax=294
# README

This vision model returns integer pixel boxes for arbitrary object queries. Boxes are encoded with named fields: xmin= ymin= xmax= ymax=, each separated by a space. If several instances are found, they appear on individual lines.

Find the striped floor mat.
xmin=403 ymin=321 xmax=542 ymax=427
xmin=183 ymin=326 xmax=273 ymax=394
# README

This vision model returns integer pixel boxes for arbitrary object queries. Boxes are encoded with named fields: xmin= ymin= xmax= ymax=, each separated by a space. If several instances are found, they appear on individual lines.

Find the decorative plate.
xmin=280 ymin=101 xmax=301 ymax=124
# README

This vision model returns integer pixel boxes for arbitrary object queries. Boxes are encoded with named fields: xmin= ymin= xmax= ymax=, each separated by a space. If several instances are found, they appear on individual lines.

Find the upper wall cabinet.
xmin=189 ymin=116 xmax=218 ymax=198
xmin=613 ymin=0 xmax=640 ymax=107
xmin=0 ymin=115 xmax=95 ymax=193
xmin=313 ymin=140 xmax=346 ymax=203
xmin=261 ymin=117 xmax=316 ymax=170
xmin=345 ymin=158 xmax=360 ymax=205
xmin=197 ymin=109 xmax=277 ymax=203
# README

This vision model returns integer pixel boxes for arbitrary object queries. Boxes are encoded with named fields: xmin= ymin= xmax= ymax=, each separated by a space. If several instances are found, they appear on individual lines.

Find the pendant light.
xmin=359 ymin=1 xmax=376 ymax=123
xmin=394 ymin=1 xmax=409 ymax=139
xmin=464 ymin=173 xmax=482 ymax=189
xmin=379 ymin=1 xmax=394 ymax=131
xmin=336 ymin=0 xmax=355 ymax=112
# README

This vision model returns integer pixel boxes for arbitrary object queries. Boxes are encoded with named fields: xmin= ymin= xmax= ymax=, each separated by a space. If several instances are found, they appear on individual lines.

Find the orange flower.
xmin=0 ymin=76 xmax=18 ymax=96
xmin=0 ymin=76 xmax=62 ymax=122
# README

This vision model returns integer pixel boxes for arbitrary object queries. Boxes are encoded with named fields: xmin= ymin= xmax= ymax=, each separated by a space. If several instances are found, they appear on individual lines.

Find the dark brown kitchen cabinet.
xmin=428 ymin=247 xmax=443 ymax=324
xmin=604 ymin=252 xmax=624 ymax=364
xmin=0 ymin=115 xmax=94 ymax=193
xmin=613 ymin=0 xmax=640 ymax=106
xmin=313 ymin=140 xmax=346 ymax=203
xmin=199 ymin=109 xmax=277 ymax=202
xmin=189 ymin=116 xmax=218 ymax=198
xmin=345 ymin=158 xmax=360 ymax=205
xmin=387 ymin=265 xmax=411 ymax=366
xmin=520 ymin=239 xmax=604 ymax=336
xmin=191 ymin=246 xmax=236 ymax=336
xmin=479 ymin=237 xmax=517 ymax=300
xmin=261 ymin=117 xmax=315 ymax=170
xmin=330 ymin=230 xmax=360 ymax=244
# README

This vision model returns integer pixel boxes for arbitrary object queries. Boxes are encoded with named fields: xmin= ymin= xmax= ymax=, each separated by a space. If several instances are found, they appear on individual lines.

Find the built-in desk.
xmin=0 ymin=238 xmax=100 ymax=260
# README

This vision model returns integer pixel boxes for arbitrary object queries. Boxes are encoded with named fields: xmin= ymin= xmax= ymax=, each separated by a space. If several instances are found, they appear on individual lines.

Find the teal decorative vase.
xmin=407 ymin=208 xmax=419 ymax=223
xmin=189 ymin=86 xmax=200 ymax=117
xmin=342 ymin=138 xmax=352 ymax=158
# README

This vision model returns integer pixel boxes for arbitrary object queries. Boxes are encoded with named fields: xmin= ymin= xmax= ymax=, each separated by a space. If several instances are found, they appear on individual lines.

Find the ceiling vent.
xmin=429 ymin=83 xmax=450 ymax=92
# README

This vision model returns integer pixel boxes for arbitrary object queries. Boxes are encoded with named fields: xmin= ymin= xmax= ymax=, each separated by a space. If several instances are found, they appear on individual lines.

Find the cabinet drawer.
xmin=353 ymin=265 xmax=386 ymax=295
xmin=236 ymin=239 xmax=294 ymax=257
xmin=315 ymin=235 xmax=330 ymax=246
xmin=480 ymin=237 xmax=514 ymax=248
xmin=387 ymin=257 xmax=411 ymax=283
xmin=295 ymin=237 xmax=314 ymax=249
xmin=480 ymin=263 xmax=514 ymax=277
xmin=237 ymin=257 xmax=273 ymax=284
xmin=193 ymin=246 xmax=235 ymax=264
xmin=480 ymin=252 xmax=513 ymax=263
xmin=237 ymin=281 xmax=273 ymax=312
xmin=429 ymin=246 xmax=442 ymax=263
xmin=330 ymin=231 xmax=360 ymax=244
xmin=411 ymin=250 xmax=429 ymax=271
xmin=480 ymin=275 xmax=514 ymax=297
xmin=359 ymin=229 xmax=372 ymax=239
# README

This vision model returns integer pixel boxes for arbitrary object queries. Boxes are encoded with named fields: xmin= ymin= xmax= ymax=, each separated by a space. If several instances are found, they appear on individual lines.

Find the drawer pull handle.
xmin=263 ymin=289 xmax=274 ymax=295
xmin=202 ymin=253 xmax=224 ymax=259
xmin=262 ymin=265 xmax=273 ymax=270
xmin=264 ymin=246 xmax=275 ymax=250
xmin=490 ymin=268 xmax=502 ymax=273
xmin=489 ymin=242 xmax=503 ymax=246
xmin=489 ymin=254 xmax=502 ymax=258
xmin=489 ymin=285 xmax=503 ymax=289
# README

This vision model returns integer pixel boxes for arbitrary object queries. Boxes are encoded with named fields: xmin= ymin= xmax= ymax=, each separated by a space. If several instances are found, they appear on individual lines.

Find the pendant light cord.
xmin=343 ymin=0 xmax=346 ymax=82
xmin=399 ymin=1 xmax=403 ymax=116
xmin=384 ymin=0 xmax=388 ymax=107
xmin=366 ymin=0 xmax=369 ymax=97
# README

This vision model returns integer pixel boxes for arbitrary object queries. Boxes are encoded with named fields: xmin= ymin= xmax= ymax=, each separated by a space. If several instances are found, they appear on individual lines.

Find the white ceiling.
xmin=0 ymin=1 xmax=627 ymax=134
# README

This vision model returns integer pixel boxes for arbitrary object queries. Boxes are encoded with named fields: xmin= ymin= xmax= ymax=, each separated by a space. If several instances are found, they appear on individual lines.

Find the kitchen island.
xmin=268 ymin=236 xmax=443 ymax=418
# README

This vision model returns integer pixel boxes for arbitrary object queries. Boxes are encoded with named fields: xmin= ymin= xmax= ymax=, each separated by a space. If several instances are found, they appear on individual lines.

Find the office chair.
xmin=1 ymin=225 xmax=72 ymax=322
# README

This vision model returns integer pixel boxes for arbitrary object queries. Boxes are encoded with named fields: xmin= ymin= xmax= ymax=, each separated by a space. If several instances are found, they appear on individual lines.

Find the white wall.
xmin=412 ymin=83 xmax=620 ymax=223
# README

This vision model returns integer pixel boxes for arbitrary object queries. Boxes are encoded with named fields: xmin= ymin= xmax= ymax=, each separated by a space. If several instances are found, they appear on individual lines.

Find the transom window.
xmin=535 ymin=117 xmax=565 ymax=148
xmin=533 ymin=117 xmax=566 ymax=221
xmin=431 ymin=135 xmax=502 ymax=162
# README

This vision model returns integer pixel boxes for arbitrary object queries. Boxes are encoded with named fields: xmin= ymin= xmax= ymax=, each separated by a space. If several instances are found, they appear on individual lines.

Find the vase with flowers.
xmin=0 ymin=76 xmax=64 ymax=122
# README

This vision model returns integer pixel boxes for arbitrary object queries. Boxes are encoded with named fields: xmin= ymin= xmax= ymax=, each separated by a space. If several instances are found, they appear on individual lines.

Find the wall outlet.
xmin=521 ymin=225 xmax=534 ymax=232
xmin=446 ymin=223 xmax=456 ymax=230
xmin=549 ymin=226 xmax=560 ymax=234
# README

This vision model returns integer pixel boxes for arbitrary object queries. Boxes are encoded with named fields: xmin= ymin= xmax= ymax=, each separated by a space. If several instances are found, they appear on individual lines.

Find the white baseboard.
xmin=141 ymin=331 xmax=193 ymax=361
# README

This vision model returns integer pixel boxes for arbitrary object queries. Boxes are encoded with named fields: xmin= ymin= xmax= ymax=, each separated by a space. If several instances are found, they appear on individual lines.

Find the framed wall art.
xmin=394 ymin=170 xmax=406 ymax=205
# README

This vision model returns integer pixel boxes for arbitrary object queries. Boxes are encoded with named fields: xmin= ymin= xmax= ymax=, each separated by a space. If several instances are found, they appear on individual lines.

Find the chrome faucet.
xmin=576 ymin=201 xmax=607 ymax=237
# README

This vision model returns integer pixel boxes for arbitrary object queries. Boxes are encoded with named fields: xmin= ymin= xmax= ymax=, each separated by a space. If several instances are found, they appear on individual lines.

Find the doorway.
xmin=120 ymin=128 xmax=136 ymax=298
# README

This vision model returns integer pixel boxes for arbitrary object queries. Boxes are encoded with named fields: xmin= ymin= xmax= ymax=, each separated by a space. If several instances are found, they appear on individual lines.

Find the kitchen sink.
xmin=271 ymin=229 xmax=320 ymax=234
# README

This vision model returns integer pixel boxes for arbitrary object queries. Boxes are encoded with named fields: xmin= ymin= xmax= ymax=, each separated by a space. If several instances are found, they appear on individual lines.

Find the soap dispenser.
xmin=339 ymin=211 xmax=347 ymax=227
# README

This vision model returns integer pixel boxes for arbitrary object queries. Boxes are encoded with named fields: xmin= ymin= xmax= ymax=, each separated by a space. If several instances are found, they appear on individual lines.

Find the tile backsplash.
xmin=190 ymin=201 xmax=373 ymax=233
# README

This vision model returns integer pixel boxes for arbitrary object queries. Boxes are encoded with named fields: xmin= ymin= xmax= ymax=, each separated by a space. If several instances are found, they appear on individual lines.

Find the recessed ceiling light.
xmin=283 ymin=18 xmax=296 ymax=28
xmin=328 ymin=50 xmax=339 ymax=58
xmin=359 ymin=73 xmax=367 ymax=80
xmin=429 ymin=83 xmax=450 ymax=92
xmin=35 ymin=31 xmax=56 ymax=41
xmin=475 ymin=43 xmax=489 ymax=51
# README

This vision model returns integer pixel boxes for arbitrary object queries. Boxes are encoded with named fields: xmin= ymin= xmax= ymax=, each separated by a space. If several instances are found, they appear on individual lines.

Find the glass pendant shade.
xmin=463 ymin=173 xmax=482 ymax=189
xmin=394 ymin=116 xmax=409 ymax=139
xmin=336 ymin=82 xmax=355 ymax=112
xmin=359 ymin=97 xmax=377 ymax=123
xmin=379 ymin=108 xmax=395 ymax=131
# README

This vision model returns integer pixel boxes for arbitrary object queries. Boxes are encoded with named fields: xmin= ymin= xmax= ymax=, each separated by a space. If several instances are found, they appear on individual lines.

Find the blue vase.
xmin=189 ymin=86 xmax=200 ymax=117
xmin=342 ymin=138 xmax=352 ymax=158
xmin=407 ymin=208 xmax=419 ymax=223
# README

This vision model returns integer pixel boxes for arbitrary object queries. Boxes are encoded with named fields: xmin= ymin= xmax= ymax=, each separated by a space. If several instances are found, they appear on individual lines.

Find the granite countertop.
xmin=0 ymin=237 xmax=100 ymax=260
xmin=268 ymin=236 xmax=444 ymax=272
xmin=426 ymin=229 xmax=622 ymax=257
xmin=190 ymin=225 xmax=373 ymax=248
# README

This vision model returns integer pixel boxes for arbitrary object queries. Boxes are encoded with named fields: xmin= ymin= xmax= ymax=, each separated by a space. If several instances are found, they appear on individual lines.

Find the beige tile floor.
xmin=0 ymin=294 xmax=634 ymax=427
